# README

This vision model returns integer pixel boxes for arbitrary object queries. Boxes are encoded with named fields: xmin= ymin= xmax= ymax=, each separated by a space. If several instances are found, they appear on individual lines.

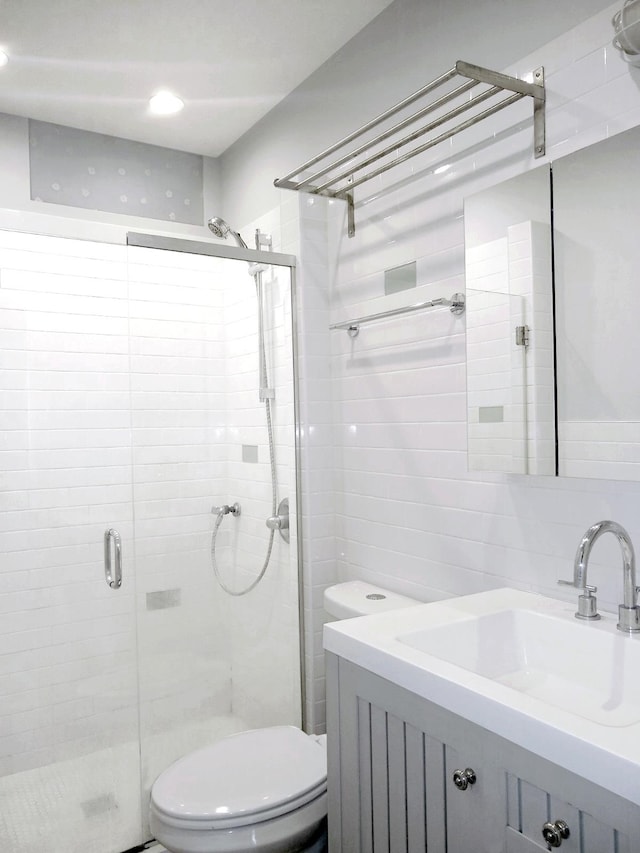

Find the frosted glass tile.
xmin=29 ymin=120 xmax=203 ymax=225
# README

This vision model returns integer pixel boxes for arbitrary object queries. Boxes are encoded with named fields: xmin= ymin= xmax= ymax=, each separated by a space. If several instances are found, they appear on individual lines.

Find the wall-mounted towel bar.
xmin=330 ymin=292 xmax=465 ymax=337
xmin=274 ymin=60 xmax=545 ymax=238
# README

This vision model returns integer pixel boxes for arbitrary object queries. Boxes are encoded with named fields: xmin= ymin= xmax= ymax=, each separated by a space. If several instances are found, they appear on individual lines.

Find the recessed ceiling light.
xmin=0 ymin=50 xmax=9 ymax=67
xmin=434 ymin=164 xmax=451 ymax=175
xmin=149 ymin=91 xmax=184 ymax=116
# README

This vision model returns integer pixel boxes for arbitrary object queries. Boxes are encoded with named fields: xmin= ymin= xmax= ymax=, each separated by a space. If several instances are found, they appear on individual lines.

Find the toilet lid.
xmin=151 ymin=726 xmax=327 ymax=827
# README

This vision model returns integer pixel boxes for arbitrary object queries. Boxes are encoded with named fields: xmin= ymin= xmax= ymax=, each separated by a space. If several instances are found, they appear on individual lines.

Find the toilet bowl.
xmin=150 ymin=726 xmax=327 ymax=853
xmin=150 ymin=581 xmax=419 ymax=853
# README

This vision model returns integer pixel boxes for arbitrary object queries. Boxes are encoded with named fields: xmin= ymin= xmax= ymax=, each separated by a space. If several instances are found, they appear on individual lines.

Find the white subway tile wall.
xmin=291 ymin=2 xmax=640 ymax=731
xmin=466 ymin=284 xmax=526 ymax=473
xmin=220 ymin=251 xmax=301 ymax=733
xmin=0 ymin=235 xmax=299 ymax=851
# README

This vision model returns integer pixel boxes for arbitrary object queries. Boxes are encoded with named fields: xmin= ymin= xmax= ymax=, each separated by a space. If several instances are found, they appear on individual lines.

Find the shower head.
xmin=207 ymin=216 xmax=248 ymax=249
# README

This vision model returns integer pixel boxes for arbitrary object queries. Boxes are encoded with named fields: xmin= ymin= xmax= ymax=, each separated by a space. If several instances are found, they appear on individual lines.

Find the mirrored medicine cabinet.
xmin=464 ymin=123 xmax=640 ymax=482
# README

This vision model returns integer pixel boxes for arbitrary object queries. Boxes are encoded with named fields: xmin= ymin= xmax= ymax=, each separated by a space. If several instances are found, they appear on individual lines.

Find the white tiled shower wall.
xmin=219 ymin=252 xmax=301 ymax=730
xmin=288 ymin=3 xmax=640 ymax=731
xmin=240 ymin=198 xmax=334 ymax=734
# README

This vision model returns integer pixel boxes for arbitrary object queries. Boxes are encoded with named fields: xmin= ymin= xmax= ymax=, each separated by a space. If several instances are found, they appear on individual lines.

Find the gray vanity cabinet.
xmin=326 ymin=653 xmax=640 ymax=853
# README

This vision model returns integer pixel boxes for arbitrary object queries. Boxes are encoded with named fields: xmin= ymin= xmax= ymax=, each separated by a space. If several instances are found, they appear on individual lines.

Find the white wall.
xmin=222 ymin=1 xmax=640 ymax=733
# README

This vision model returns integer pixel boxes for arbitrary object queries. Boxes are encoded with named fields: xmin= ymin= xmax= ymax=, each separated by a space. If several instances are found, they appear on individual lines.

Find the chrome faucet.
xmin=559 ymin=520 xmax=640 ymax=633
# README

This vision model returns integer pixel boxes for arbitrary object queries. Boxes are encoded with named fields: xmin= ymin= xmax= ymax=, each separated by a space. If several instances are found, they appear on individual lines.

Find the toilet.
xmin=149 ymin=581 xmax=420 ymax=853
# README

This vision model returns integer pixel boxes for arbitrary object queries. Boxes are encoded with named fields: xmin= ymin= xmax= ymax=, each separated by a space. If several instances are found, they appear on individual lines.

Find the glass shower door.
xmin=0 ymin=229 xmax=143 ymax=853
xmin=127 ymin=242 xmax=302 ymax=833
xmin=0 ymin=229 xmax=302 ymax=852
xmin=127 ymin=243 xmax=236 ymax=831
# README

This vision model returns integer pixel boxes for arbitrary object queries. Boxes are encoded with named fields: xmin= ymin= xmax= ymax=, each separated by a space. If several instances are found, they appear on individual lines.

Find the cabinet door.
xmin=329 ymin=658 xmax=448 ymax=853
xmin=445 ymin=743 xmax=507 ymax=853
xmin=505 ymin=774 xmax=624 ymax=853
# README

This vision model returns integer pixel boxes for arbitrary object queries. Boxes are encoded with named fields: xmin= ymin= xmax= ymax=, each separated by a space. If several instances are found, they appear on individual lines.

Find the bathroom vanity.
xmin=324 ymin=589 xmax=640 ymax=852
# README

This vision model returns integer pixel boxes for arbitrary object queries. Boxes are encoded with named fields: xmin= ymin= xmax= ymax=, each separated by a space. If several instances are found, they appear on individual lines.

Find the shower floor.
xmin=0 ymin=714 xmax=248 ymax=853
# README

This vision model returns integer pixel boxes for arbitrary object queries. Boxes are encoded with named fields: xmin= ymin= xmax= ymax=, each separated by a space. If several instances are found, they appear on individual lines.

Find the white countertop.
xmin=324 ymin=587 xmax=640 ymax=805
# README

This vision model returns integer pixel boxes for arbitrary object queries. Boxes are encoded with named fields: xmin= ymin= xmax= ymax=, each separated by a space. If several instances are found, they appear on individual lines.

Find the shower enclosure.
xmin=0 ymin=226 xmax=301 ymax=853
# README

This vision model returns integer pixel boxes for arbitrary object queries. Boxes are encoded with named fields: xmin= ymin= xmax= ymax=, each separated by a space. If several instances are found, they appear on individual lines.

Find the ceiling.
xmin=0 ymin=0 xmax=395 ymax=158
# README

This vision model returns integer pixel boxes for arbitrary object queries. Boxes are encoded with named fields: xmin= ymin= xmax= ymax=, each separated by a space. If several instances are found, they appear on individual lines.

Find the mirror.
xmin=553 ymin=125 xmax=640 ymax=481
xmin=464 ymin=124 xmax=640 ymax=481
xmin=464 ymin=167 xmax=556 ymax=475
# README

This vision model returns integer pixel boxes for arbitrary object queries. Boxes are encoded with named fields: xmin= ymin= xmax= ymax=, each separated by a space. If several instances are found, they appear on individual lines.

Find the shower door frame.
xmin=126 ymin=231 xmax=306 ymax=730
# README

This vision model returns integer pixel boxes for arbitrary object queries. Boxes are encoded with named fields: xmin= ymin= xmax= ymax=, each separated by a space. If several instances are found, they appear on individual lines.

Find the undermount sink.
xmin=398 ymin=607 xmax=640 ymax=727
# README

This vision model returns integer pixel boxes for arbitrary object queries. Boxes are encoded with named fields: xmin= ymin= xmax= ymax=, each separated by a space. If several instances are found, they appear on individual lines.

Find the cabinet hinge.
xmin=515 ymin=325 xmax=530 ymax=348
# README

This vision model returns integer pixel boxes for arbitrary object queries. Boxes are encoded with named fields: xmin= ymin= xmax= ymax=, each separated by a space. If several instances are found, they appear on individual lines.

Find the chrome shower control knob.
xmin=542 ymin=819 xmax=570 ymax=847
xmin=452 ymin=768 xmax=476 ymax=790
xmin=265 ymin=498 xmax=290 ymax=543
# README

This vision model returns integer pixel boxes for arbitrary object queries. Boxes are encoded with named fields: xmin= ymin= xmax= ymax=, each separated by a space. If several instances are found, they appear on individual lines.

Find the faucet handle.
xmin=558 ymin=579 xmax=597 ymax=593
xmin=558 ymin=581 xmax=600 ymax=620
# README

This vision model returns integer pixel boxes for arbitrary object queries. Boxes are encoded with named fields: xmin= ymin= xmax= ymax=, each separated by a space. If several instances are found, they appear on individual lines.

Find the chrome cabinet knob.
xmin=542 ymin=819 xmax=570 ymax=847
xmin=452 ymin=768 xmax=476 ymax=791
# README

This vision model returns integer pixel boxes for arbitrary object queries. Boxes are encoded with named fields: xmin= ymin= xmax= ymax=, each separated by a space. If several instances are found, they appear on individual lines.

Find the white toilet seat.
xmin=150 ymin=726 xmax=327 ymax=853
xmin=151 ymin=778 xmax=327 ymax=830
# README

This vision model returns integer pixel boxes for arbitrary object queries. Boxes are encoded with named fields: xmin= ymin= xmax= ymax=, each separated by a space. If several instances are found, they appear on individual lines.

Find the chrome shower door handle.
xmin=104 ymin=528 xmax=123 ymax=589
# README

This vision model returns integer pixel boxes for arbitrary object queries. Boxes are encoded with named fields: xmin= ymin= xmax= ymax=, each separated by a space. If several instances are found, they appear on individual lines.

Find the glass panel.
xmin=464 ymin=166 xmax=556 ymax=476
xmin=0 ymin=230 xmax=142 ymax=852
xmin=127 ymin=245 xmax=301 ymax=836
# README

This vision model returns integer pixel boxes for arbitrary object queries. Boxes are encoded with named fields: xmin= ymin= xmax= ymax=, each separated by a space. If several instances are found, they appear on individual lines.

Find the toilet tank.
xmin=324 ymin=580 xmax=420 ymax=620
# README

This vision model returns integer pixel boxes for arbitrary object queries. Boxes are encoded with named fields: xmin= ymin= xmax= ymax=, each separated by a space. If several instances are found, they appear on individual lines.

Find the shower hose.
xmin=210 ymin=339 xmax=278 ymax=596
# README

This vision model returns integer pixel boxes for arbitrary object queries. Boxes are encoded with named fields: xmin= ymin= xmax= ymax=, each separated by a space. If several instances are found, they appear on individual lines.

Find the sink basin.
xmin=398 ymin=608 xmax=640 ymax=727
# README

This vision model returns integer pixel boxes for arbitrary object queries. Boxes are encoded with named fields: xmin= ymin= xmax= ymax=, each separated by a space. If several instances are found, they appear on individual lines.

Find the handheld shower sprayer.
xmin=207 ymin=216 xmax=248 ymax=249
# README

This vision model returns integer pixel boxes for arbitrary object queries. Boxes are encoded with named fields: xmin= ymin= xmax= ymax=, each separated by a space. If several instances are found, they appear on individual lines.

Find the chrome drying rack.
xmin=330 ymin=292 xmax=465 ymax=337
xmin=274 ymin=60 xmax=545 ymax=238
